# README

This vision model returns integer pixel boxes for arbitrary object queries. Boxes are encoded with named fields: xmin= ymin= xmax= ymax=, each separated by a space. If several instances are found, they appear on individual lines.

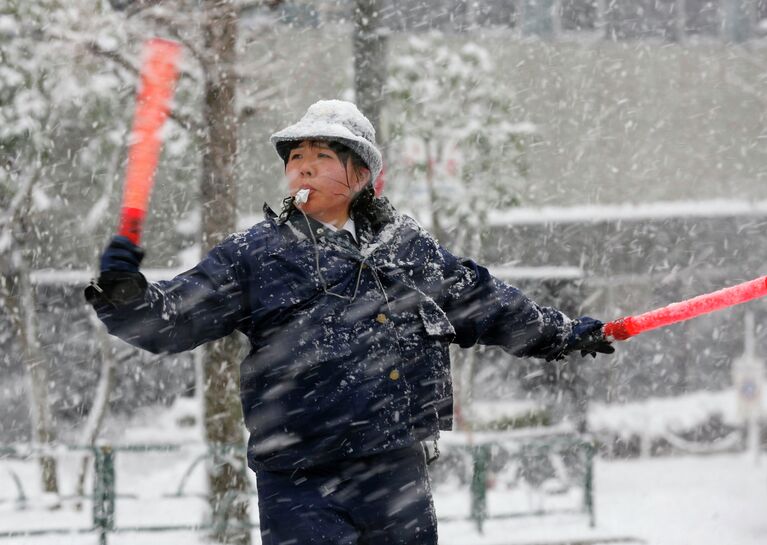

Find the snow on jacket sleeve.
xmin=93 ymin=239 xmax=248 ymax=355
xmin=436 ymin=246 xmax=573 ymax=360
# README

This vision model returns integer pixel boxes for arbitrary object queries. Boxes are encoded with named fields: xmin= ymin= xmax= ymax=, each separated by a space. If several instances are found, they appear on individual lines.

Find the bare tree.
xmin=0 ymin=0 xmax=62 ymax=498
xmin=198 ymin=1 xmax=250 ymax=542
xmin=0 ymin=213 xmax=60 ymax=498
xmin=73 ymin=315 xmax=118 ymax=508
xmin=115 ymin=0 xmax=248 ymax=540
xmin=101 ymin=1 xmax=285 ymax=541
xmin=386 ymin=34 xmax=531 ymax=430
xmin=353 ymin=0 xmax=388 ymax=134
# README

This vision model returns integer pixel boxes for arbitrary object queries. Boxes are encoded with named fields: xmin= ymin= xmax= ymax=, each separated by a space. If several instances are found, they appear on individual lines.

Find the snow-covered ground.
xmin=434 ymin=451 xmax=767 ymax=545
xmin=1 ymin=395 xmax=766 ymax=545
xmin=2 ymin=448 xmax=765 ymax=544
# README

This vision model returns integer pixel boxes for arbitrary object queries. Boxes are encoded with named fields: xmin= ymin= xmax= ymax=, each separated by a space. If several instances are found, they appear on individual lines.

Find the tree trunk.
xmin=424 ymin=139 xmax=445 ymax=242
xmin=672 ymin=0 xmax=686 ymax=43
xmin=353 ymin=0 xmax=388 ymax=134
xmin=3 ymin=249 xmax=59 ymax=497
xmin=203 ymin=335 xmax=249 ymax=543
xmin=74 ymin=315 xmax=117 ymax=509
xmin=722 ymin=0 xmax=756 ymax=43
xmin=200 ymin=2 xmax=250 ymax=543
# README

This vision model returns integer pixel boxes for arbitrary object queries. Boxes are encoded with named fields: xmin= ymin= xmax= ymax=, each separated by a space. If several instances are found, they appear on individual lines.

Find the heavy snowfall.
xmin=1 ymin=1 xmax=766 ymax=545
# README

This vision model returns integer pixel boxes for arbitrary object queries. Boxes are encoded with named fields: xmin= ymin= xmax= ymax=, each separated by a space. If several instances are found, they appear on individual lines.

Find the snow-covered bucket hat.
xmin=270 ymin=100 xmax=383 ymax=184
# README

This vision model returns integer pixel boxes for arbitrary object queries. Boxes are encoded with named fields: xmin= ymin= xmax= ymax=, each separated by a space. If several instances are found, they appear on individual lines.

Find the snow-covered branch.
xmin=138 ymin=11 xmax=206 ymax=64
xmin=0 ymin=171 xmax=38 ymax=233
xmin=77 ymin=38 xmax=202 ymax=132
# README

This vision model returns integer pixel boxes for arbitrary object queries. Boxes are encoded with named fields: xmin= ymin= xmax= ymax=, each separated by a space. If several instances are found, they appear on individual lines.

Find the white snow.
xmin=238 ymin=198 xmax=767 ymax=232
xmin=436 ymin=451 xmax=767 ymax=545
xmin=0 ymin=15 xmax=18 ymax=36
xmin=488 ymin=265 xmax=584 ymax=281
xmin=2 ymin=448 xmax=764 ymax=545
xmin=489 ymin=199 xmax=767 ymax=225
xmin=174 ymin=209 xmax=200 ymax=236
xmin=2 ymin=395 xmax=766 ymax=545
xmin=81 ymin=196 xmax=110 ymax=231
xmin=29 ymin=268 xmax=189 ymax=286
xmin=29 ymin=259 xmax=583 ymax=286
xmin=588 ymin=387 xmax=767 ymax=440
xmin=0 ymin=230 xmax=11 ymax=253
xmin=593 ymin=453 xmax=767 ymax=545
xmin=469 ymin=398 xmax=543 ymax=426
xmin=30 ymin=187 xmax=52 ymax=213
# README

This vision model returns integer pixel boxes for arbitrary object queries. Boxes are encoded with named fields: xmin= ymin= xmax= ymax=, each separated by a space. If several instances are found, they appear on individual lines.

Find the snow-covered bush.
xmin=386 ymin=32 xmax=534 ymax=251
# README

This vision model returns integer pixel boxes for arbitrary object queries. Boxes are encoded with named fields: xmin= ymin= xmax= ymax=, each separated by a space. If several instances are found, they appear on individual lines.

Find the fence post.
xmin=470 ymin=443 xmax=490 ymax=533
xmin=584 ymin=441 xmax=595 ymax=527
xmin=92 ymin=446 xmax=115 ymax=545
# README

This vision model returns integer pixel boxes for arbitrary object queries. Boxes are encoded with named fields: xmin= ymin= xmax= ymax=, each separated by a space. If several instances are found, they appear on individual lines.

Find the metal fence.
xmin=0 ymin=444 xmax=242 ymax=545
xmin=0 ymin=432 xmax=594 ymax=542
xmin=436 ymin=430 xmax=595 ymax=532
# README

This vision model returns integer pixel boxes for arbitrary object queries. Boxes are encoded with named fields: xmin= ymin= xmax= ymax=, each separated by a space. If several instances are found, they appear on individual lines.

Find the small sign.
xmin=732 ymin=355 xmax=764 ymax=420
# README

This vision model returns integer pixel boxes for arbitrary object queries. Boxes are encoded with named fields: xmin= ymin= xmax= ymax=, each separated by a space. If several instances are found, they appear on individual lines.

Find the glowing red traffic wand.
xmin=604 ymin=275 xmax=767 ymax=341
xmin=117 ymin=38 xmax=182 ymax=245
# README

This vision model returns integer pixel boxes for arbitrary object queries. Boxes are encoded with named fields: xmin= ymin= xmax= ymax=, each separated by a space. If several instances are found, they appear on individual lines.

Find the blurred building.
xmin=274 ymin=0 xmax=767 ymax=42
xmin=479 ymin=200 xmax=767 ymax=404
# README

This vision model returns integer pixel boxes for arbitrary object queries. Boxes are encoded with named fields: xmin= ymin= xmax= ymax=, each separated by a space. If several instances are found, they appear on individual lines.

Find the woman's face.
xmin=285 ymin=140 xmax=369 ymax=226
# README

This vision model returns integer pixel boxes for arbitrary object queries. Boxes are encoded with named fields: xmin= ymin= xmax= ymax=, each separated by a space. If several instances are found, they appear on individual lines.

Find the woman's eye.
xmin=290 ymin=154 xmax=301 ymax=160
xmin=318 ymin=153 xmax=331 ymax=158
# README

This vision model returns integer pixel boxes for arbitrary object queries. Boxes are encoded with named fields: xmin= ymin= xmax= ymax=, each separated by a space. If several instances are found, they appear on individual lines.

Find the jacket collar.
xmin=262 ymin=198 xmax=397 ymax=249
xmin=263 ymin=202 xmax=355 ymax=248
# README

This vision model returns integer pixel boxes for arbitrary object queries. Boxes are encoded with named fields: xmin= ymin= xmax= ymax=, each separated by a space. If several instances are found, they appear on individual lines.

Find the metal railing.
xmin=459 ymin=434 xmax=595 ymax=532
xmin=0 ymin=444 xmax=252 ymax=545
xmin=0 ymin=432 xmax=595 ymax=542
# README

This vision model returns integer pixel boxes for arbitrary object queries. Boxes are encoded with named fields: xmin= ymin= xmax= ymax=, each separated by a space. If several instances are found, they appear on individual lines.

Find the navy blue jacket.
xmin=93 ymin=201 xmax=572 ymax=471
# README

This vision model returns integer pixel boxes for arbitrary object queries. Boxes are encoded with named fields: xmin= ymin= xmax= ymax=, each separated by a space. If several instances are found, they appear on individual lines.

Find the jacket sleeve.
xmin=436 ymin=246 xmax=573 ymax=360
xmin=91 ymin=240 xmax=248 ymax=355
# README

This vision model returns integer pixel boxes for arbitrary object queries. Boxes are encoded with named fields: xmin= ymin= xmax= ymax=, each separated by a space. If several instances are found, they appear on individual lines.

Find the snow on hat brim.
xmin=270 ymin=101 xmax=383 ymax=184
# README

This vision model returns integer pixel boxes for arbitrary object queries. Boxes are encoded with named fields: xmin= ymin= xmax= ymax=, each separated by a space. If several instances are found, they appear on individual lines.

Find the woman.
xmin=86 ymin=100 xmax=613 ymax=544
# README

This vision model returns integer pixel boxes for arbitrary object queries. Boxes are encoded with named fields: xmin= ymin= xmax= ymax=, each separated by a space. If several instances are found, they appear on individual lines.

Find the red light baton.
xmin=117 ymin=38 xmax=182 ymax=245
xmin=604 ymin=275 xmax=767 ymax=341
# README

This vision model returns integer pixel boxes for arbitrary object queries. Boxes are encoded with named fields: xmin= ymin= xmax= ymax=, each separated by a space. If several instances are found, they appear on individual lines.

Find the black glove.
xmin=547 ymin=316 xmax=615 ymax=361
xmin=98 ymin=235 xmax=144 ymax=272
xmin=84 ymin=236 xmax=148 ymax=306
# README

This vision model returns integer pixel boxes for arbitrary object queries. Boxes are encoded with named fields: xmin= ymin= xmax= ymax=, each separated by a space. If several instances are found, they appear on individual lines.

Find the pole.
xmin=470 ymin=443 xmax=490 ymax=533
xmin=93 ymin=446 xmax=115 ymax=545
xmin=742 ymin=312 xmax=762 ymax=465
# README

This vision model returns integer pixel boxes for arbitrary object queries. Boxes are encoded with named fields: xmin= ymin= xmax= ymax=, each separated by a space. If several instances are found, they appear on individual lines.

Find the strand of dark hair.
xmin=349 ymin=183 xmax=393 ymax=234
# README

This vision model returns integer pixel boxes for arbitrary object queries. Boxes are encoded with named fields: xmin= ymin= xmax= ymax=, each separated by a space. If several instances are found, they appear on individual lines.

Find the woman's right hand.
xmin=84 ymin=236 xmax=148 ymax=306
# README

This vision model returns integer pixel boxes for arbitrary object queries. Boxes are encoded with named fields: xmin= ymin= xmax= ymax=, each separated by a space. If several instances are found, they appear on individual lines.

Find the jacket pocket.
xmin=418 ymin=299 xmax=456 ymax=339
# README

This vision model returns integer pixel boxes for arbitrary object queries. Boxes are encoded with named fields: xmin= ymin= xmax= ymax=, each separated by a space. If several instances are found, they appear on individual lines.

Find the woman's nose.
xmin=299 ymin=159 xmax=315 ymax=177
